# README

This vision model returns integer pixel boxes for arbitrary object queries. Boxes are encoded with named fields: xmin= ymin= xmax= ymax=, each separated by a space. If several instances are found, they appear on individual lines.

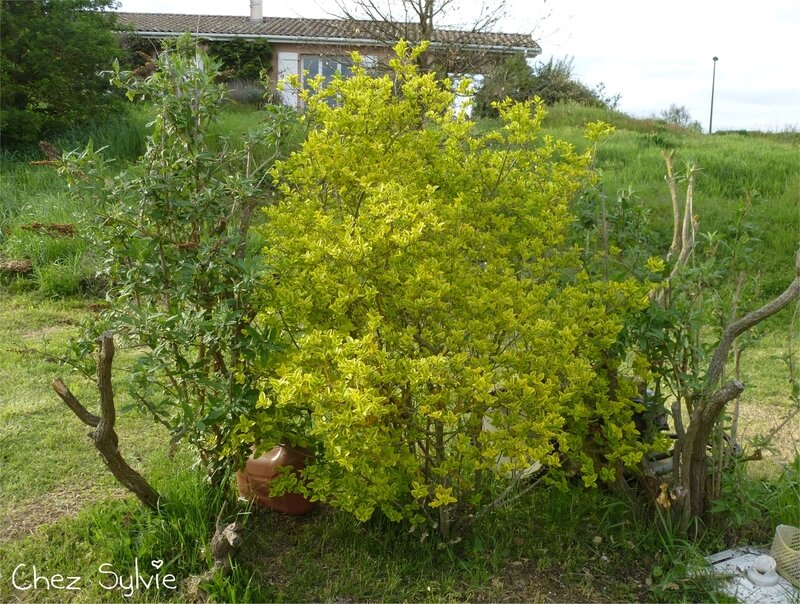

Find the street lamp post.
xmin=709 ymin=56 xmax=719 ymax=134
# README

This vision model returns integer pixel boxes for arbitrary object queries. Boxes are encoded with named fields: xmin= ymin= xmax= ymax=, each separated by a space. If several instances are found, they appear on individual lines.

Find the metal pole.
xmin=709 ymin=56 xmax=718 ymax=134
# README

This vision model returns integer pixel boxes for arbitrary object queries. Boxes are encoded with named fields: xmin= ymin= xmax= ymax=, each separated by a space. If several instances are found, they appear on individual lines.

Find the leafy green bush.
xmin=0 ymin=0 xmax=124 ymax=150
xmin=249 ymin=42 xmax=651 ymax=538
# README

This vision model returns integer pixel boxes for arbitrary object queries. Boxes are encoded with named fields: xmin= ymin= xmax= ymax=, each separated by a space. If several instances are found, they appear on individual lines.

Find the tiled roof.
xmin=115 ymin=12 xmax=541 ymax=56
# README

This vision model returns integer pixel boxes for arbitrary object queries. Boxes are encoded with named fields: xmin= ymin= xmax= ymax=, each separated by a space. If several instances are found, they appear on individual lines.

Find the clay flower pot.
xmin=236 ymin=445 xmax=317 ymax=516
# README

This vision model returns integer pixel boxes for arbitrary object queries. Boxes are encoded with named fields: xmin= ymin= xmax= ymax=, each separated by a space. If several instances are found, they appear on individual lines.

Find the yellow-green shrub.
xmin=251 ymin=43 xmax=649 ymax=537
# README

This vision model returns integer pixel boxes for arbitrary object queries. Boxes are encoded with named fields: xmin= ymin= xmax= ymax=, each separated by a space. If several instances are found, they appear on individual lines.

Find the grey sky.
xmin=117 ymin=0 xmax=800 ymax=131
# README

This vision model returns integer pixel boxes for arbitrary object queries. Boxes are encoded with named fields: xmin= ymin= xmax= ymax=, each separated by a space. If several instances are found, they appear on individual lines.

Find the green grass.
xmin=235 ymin=487 xmax=665 ymax=602
xmin=0 ymin=104 xmax=288 ymax=297
xmin=5 ymin=453 xmax=791 ymax=602
xmin=477 ymin=103 xmax=799 ymax=303
xmin=0 ymin=463 xmax=223 ymax=603
xmin=0 ymin=284 xmax=793 ymax=602
xmin=0 ymin=293 xmax=169 ymax=513
xmin=535 ymin=105 xmax=800 ymax=302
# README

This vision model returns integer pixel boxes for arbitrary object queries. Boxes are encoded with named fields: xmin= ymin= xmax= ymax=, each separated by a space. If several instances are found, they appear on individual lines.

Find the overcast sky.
xmin=116 ymin=0 xmax=800 ymax=132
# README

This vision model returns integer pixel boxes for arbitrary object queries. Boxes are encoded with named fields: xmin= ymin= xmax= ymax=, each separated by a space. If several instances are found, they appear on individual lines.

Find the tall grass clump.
xmin=53 ymin=106 xmax=151 ymax=162
xmin=225 ymin=79 xmax=268 ymax=107
xmin=556 ymin=121 xmax=799 ymax=302
xmin=0 ymin=107 xmax=150 ymax=296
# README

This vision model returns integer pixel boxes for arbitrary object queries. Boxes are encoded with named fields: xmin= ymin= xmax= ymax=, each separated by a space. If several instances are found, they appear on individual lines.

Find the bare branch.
xmin=670 ymin=164 xmax=697 ymax=279
xmin=663 ymin=150 xmax=681 ymax=260
xmin=706 ymin=250 xmax=800 ymax=390
xmin=335 ymin=0 xmax=519 ymax=74
xmin=763 ymin=405 xmax=800 ymax=446
xmin=51 ymin=378 xmax=100 ymax=427
xmin=707 ymin=380 xmax=745 ymax=410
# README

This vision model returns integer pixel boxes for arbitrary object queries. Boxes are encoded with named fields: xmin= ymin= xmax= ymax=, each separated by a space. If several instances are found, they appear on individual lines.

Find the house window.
xmin=277 ymin=53 xmax=378 ymax=108
xmin=301 ymin=55 xmax=353 ymax=90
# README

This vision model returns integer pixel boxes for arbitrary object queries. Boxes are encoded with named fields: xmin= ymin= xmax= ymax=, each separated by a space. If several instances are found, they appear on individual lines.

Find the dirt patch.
xmin=737 ymin=399 xmax=799 ymax=462
xmin=20 ymin=222 xmax=76 ymax=237
xmin=469 ymin=547 xmax=651 ymax=603
xmin=15 ymin=318 xmax=78 ymax=343
xmin=0 ymin=260 xmax=33 ymax=275
xmin=17 ymin=325 xmax=70 ymax=341
xmin=0 ymin=481 xmax=126 ymax=544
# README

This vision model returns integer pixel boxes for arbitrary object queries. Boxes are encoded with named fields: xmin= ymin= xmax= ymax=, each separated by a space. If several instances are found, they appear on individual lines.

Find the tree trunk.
xmin=52 ymin=333 xmax=161 ymax=511
xmin=655 ymin=150 xmax=800 ymax=537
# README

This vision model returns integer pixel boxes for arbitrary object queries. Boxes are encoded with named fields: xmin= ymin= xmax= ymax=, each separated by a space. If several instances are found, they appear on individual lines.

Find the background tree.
xmin=659 ymin=103 xmax=702 ymax=131
xmin=475 ymin=55 xmax=620 ymax=118
xmin=472 ymin=53 xmax=535 ymax=117
xmin=0 ymin=0 xmax=124 ymax=149
xmin=335 ymin=0 xmax=517 ymax=73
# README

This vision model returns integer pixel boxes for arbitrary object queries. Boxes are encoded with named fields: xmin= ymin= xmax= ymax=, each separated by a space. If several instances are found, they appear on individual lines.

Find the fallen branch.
xmin=20 ymin=222 xmax=76 ymax=237
xmin=52 ymin=332 xmax=161 ymax=510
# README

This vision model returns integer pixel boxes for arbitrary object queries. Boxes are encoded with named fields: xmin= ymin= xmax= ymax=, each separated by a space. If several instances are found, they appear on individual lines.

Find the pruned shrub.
xmin=61 ymin=35 xmax=298 ymax=480
xmin=248 ymin=42 xmax=651 ymax=538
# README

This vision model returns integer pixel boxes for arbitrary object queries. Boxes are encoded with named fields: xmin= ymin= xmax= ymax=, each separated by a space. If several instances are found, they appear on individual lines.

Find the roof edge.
xmin=114 ymin=12 xmax=541 ymax=55
xmin=125 ymin=30 xmax=541 ymax=57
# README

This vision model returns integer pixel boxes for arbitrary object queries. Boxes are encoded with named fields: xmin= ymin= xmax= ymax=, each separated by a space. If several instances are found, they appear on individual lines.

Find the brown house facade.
xmin=115 ymin=2 xmax=540 ymax=108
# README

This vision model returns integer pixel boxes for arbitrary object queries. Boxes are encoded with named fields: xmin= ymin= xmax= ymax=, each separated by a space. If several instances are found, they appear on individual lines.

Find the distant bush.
xmin=208 ymin=38 xmax=272 ymax=82
xmin=120 ymin=36 xmax=273 ymax=86
xmin=472 ymin=53 xmax=536 ymax=116
xmin=475 ymin=55 xmax=619 ymax=118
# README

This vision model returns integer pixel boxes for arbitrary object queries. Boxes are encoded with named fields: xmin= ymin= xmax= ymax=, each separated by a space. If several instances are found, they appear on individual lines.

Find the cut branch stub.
xmin=663 ymin=150 xmax=681 ymax=260
xmin=52 ymin=333 xmax=161 ymax=511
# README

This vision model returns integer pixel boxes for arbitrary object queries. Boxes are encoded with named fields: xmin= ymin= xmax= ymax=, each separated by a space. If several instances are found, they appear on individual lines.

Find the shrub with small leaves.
xmin=250 ymin=42 xmax=651 ymax=537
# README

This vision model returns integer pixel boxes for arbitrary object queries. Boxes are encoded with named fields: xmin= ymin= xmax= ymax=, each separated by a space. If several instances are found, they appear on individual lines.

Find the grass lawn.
xmin=0 ymin=292 xmax=170 ymax=541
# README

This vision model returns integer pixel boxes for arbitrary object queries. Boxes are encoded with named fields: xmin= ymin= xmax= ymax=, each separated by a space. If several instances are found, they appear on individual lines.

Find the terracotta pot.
xmin=236 ymin=445 xmax=317 ymax=516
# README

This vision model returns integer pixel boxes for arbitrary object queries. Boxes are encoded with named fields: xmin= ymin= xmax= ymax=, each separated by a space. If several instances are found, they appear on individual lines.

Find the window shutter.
xmin=277 ymin=52 xmax=299 ymax=107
